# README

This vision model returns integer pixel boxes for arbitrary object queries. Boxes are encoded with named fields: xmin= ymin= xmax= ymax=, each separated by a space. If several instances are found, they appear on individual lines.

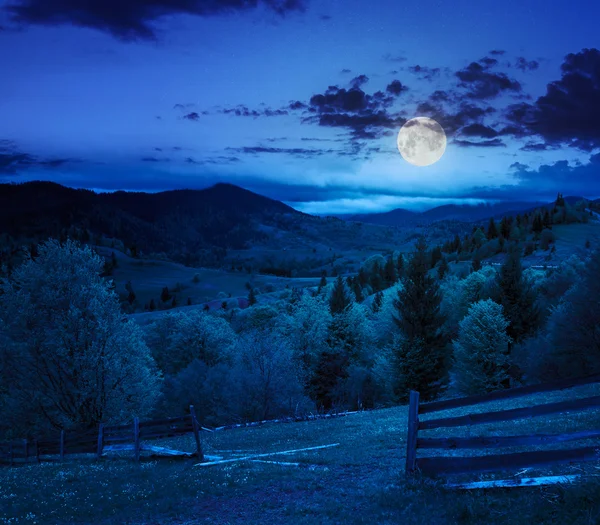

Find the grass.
xmin=4 ymin=383 xmax=600 ymax=524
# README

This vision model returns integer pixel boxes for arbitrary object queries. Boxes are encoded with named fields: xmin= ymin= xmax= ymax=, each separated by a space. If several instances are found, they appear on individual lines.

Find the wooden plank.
xmin=138 ymin=427 xmax=193 ymax=440
xmin=103 ymin=435 xmax=134 ymax=444
xmin=133 ymin=417 xmax=140 ymax=462
xmin=60 ymin=431 xmax=65 ymax=461
xmin=417 ymin=445 xmax=600 ymax=476
xmin=419 ymin=372 xmax=600 ymax=414
xmin=419 ymin=395 xmax=600 ymax=430
xmin=405 ymin=390 xmax=420 ymax=476
xmin=138 ymin=416 xmax=191 ymax=428
xmin=195 ymin=443 xmax=341 ymax=467
xmin=103 ymin=423 xmax=133 ymax=433
xmin=447 ymin=474 xmax=600 ymax=490
xmin=417 ymin=429 xmax=600 ymax=450
xmin=96 ymin=424 xmax=104 ymax=460
xmin=189 ymin=405 xmax=204 ymax=461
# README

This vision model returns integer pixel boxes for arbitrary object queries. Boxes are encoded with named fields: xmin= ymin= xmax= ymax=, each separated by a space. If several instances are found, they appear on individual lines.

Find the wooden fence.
xmin=0 ymin=405 xmax=203 ymax=466
xmin=405 ymin=372 xmax=600 ymax=487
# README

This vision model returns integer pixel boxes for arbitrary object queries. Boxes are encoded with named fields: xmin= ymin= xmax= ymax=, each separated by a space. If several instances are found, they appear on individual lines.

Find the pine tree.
xmin=187 ymin=297 xmax=192 ymax=306
xmin=532 ymin=213 xmax=543 ymax=234
xmin=160 ymin=286 xmax=170 ymax=303
xmin=495 ymin=243 xmax=539 ymax=352
xmin=542 ymin=209 xmax=551 ymax=229
xmin=329 ymin=275 xmax=352 ymax=315
xmin=171 ymin=296 xmax=178 ymax=308
xmin=370 ymin=260 xmax=383 ymax=292
xmin=430 ymin=246 xmax=443 ymax=269
xmin=392 ymin=237 xmax=449 ymax=401
xmin=487 ymin=218 xmax=498 ymax=240
xmin=352 ymin=278 xmax=364 ymax=302
xmin=500 ymin=216 xmax=511 ymax=239
xmin=437 ymin=256 xmax=449 ymax=280
xmin=248 ymin=287 xmax=257 ymax=306
xmin=396 ymin=254 xmax=405 ymax=279
xmin=125 ymin=280 xmax=136 ymax=305
xmin=317 ymin=270 xmax=327 ymax=294
xmin=149 ymin=299 xmax=156 ymax=311
xmin=383 ymin=255 xmax=397 ymax=286
xmin=371 ymin=291 xmax=384 ymax=313
xmin=471 ymin=252 xmax=482 ymax=272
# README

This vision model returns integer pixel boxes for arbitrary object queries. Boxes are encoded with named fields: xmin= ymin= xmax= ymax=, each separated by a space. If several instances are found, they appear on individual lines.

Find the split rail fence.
xmin=405 ymin=372 xmax=600 ymax=488
xmin=0 ymin=405 xmax=204 ymax=466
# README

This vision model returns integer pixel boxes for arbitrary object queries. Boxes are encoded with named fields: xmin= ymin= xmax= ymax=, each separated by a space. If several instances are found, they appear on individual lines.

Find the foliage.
xmin=0 ymin=239 xmax=161 ymax=435
xmin=392 ymin=237 xmax=450 ymax=401
xmin=451 ymin=299 xmax=511 ymax=395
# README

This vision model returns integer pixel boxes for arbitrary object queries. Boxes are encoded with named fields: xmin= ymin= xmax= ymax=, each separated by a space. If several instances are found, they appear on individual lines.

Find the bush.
xmin=451 ymin=299 xmax=511 ymax=396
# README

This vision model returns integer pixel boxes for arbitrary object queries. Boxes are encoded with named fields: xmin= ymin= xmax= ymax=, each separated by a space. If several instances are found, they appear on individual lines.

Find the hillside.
xmin=341 ymin=200 xmax=549 ymax=226
xmin=0 ymin=181 xmax=410 ymax=270
xmin=3 ymin=382 xmax=600 ymax=524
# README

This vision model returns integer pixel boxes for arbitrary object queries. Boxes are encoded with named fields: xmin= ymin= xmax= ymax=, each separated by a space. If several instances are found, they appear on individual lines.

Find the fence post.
xmin=133 ymin=417 xmax=140 ymax=462
xmin=96 ymin=424 xmax=104 ymax=460
xmin=60 ymin=430 xmax=65 ymax=461
xmin=405 ymin=390 xmax=420 ymax=477
xmin=189 ymin=405 xmax=204 ymax=462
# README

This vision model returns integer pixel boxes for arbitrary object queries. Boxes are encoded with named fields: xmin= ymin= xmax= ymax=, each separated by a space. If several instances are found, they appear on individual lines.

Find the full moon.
xmin=397 ymin=116 xmax=446 ymax=166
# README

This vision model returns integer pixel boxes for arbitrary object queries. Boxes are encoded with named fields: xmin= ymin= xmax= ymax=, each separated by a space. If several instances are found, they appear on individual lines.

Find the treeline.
xmin=0 ymin=197 xmax=598 ymax=437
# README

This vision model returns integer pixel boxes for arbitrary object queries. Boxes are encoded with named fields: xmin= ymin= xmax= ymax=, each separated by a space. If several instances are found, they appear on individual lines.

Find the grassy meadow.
xmin=3 ymin=382 xmax=600 ymax=525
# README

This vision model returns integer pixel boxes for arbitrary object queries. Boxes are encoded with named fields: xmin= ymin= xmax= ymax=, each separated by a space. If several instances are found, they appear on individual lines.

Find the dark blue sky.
xmin=1 ymin=0 xmax=600 ymax=213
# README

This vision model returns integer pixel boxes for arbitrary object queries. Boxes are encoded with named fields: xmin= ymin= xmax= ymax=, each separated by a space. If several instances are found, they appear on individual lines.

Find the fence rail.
xmin=0 ymin=405 xmax=204 ymax=466
xmin=406 ymin=373 xmax=600 ymax=487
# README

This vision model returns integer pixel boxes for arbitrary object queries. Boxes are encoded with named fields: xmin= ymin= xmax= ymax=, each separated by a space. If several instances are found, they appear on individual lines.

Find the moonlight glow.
xmin=397 ymin=117 xmax=447 ymax=166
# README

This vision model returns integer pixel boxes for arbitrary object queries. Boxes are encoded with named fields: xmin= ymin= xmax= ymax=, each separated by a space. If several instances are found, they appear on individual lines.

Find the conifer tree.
xmin=392 ymin=237 xmax=450 ymax=400
xmin=248 ymin=287 xmax=257 ymax=306
xmin=494 ymin=243 xmax=539 ymax=353
xmin=471 ymin=252 xmax=482 ymax=272
xmin=329 ymin=275 xmax=352 ymax=315
xmin=383 ymin=255 xmax=397 ymax=286
xmin=437 ymin=256 xmax=449 ymax=280
xmin=487 ymin=218 xmax=498 ymax=240
xmin=396 ymin=254 xmax=405 ymax=279
xmin=371 ymin=290 xmax=384 ymax=313
xmin=317 ymin=270 xmax=327 ymax=294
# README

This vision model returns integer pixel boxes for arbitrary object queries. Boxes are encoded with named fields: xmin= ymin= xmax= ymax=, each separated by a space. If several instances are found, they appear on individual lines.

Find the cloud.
xmin=386 ymin=79 xmax=408 ymax=96
xmin=300 ymin=84 xmax=405 ymax=141
xmin=505 ymin=48 xmax=600 ymax=151
xmin=142 ymin=156 xmax=170 ymax=162
xmin=455 ymin=61 xmax=522 ymax=99
xmin=349 ymin=74 xmax=369 ymax=88
xmin=225 ymin=145 xmax=336 ymax=157
xmin=408 ymin=65 xmax=441 ymax=81
xmin=221 ymin=105 xmax=288 ymax=117
xmin=514 ymin=57 xmax=540 ymax=71
xmin=0 ymin=140 xmax=76 ymax=175
xmin=185 ymin=155 xmax=240 ymax=165
xmin=4 ymin=0 xmax=308 ymax=41
xmin=382 ymin=53 xmax=407 ymax=63
xmin=452 ymin=138 xmax=506 ymax=148
xmin=519 ymin=142 xmax=554 ymax=152
xmin=183 ymin=112 xmax=201 ymax=121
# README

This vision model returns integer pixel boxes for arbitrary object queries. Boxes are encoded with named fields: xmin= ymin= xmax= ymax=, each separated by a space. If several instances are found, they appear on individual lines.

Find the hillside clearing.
xmin=3 ymin=382 xmax=600 ymax=524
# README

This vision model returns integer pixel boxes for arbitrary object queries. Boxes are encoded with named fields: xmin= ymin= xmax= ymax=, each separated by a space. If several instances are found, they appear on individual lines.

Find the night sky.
xmin=1 ymin=0 xmax=600 ymax=214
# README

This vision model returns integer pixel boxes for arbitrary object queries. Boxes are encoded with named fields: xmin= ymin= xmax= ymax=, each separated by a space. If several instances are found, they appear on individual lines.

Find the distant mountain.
xmin=0 ymin=181 xmax=408 ymax=268
xmin=343 ymin=208 xmax=418 ymax=226
xmin=339 ymin=200 xmax=547 ymax=226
